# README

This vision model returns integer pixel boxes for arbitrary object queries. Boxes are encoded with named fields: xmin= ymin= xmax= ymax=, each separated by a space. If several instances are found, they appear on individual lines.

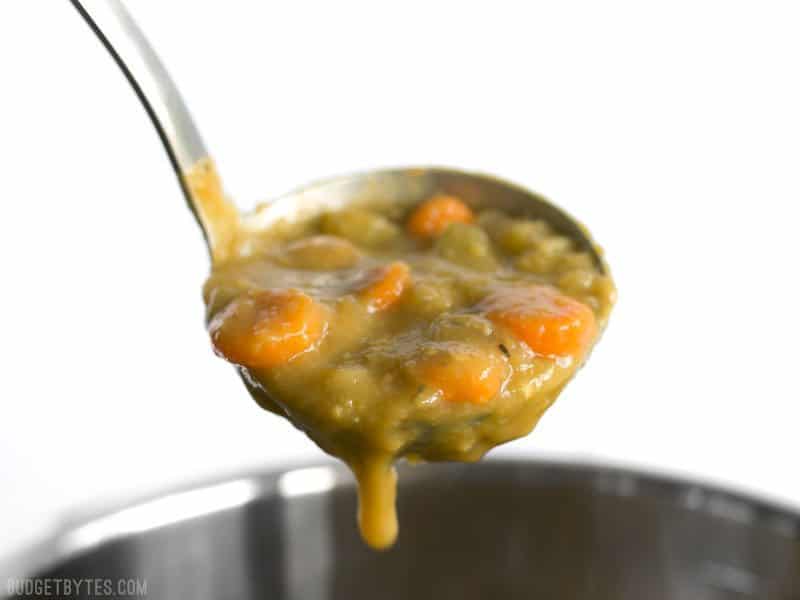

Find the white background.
xmin=1 ymin=1 xmax=799 ymax=564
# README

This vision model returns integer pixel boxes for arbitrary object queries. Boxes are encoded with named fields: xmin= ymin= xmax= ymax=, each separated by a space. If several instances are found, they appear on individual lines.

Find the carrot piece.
xmin=406 ymin=194 xmax=474 ymax=238
xmin=209 ymin=289 xmax=327 ymax=368
xmin=410 ymin=343 xmax=505 ymax=405
xmin=357 ymin=261 xmax=410 ymax=312
xmin=482 ymin=286 xmax=596 ymax=358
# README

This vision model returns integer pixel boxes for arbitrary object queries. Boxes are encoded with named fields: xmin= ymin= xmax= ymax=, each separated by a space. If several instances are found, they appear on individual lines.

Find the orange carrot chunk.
xmin=357 ymin=261 xmax=410 ymax=312
xmin=406 ymin=194 xmax=474 ymax=238
xmin=411 ymin=343 xmax=505 ymax=404
xmin=209 ymin=289 xmax=327 ymax=368
xmin=482 ymin=286 xmax=596 ymax=358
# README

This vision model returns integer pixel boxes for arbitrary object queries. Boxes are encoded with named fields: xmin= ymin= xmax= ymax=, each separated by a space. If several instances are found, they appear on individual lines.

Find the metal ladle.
xmin=71 ymin=0 xmax=611 ymax=425
xmin=71 ymin=0 xmax=607 ymax=275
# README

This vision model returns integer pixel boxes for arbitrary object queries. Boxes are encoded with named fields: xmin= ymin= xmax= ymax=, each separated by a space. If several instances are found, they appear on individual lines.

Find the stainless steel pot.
xmin=6 ymin=460 xmax=800 ymax=599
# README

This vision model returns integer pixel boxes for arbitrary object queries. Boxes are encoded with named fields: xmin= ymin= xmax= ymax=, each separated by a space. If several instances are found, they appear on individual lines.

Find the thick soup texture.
xmin=196 ymin=162 xmax=616 ymax=549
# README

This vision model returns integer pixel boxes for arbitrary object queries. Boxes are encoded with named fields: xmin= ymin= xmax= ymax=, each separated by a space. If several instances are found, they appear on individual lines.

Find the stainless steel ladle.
xmin=70 ymin=0 xmax=607 ymax=275
xmin=71 ymin=0 xmax=612 ymax=421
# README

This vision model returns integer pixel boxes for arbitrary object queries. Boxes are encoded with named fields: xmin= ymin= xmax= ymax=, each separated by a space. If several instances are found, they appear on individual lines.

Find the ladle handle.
xmin=70 ymin=0 xmax=219 ymax=252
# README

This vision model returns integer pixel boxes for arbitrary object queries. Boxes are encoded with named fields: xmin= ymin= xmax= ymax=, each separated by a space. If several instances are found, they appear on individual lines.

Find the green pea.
xmin=320 ymin=209 xmax=401 ymax=247
xmin=498 ymin=220 xmax=551 ymax=255
xmin=434 ymin=223 xmax=498 ymax=272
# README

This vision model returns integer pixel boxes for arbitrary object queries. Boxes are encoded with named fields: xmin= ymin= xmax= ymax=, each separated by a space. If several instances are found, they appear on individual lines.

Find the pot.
xmin=6 ymin=460 xmax=800 ymax=599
